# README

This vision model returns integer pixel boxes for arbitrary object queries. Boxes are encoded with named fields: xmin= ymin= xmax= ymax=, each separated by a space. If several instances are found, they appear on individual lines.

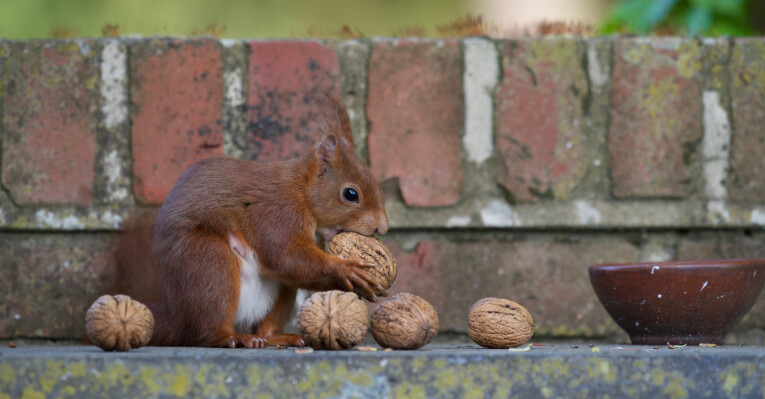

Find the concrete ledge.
xmin=1 ymin=344 xmax=764 ymax=398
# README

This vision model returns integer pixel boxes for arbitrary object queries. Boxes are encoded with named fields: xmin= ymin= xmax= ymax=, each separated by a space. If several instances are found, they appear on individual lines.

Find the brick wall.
xmin=2 ymin=37 xmax=765 ymax=343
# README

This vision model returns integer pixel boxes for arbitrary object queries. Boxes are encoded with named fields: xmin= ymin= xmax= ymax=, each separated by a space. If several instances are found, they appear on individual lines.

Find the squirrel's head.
xmin=308 ymin=93 xmax=388 ymax=238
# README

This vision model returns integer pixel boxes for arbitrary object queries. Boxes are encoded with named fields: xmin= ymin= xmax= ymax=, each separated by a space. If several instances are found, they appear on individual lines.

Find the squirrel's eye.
xmin=343 ymin=187 xmax=359 ymax=203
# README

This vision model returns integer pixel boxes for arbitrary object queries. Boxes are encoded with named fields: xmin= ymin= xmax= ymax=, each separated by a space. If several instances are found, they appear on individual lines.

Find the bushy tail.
xmin=108 ymin=210 xmax=203 ymax=346
xmin=83 ymin=209 xmax=166 ymax=345
xmin=106 ymin=208 xmax=164 ymax=304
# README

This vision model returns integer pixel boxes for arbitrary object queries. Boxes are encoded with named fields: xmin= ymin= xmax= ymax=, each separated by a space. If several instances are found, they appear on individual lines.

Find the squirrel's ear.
xmin=319 ymin=91 xmax=354 ymax=152
xmin=316 ymin=135 xmax=338 ymax=175
xmin=338 ymin=135 xmax=353 ymax=153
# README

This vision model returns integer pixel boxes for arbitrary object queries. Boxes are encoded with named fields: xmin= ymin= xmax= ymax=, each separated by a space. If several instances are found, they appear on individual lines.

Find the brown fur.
xmin=107 ymin=208 xmax=163 ymax=304
xmin=122 ymin=92 xmax=388 ymax=347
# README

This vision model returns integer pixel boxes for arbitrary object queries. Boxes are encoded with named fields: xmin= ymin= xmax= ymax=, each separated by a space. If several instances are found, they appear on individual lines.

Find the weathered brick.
xmin=1 ymin=41 xmax=99 ymax=205
xmin=336 ymin=40 xmax=370 ymax=162
xmin=583 ymin=37 xmax=613 ymax=199
xmin=367 ymin=40 xmax=464 ymax=207
xmin=675 ymin=236 xmax=721 ymax=261
xmin=246 ymin=41 xmax=339 ymax=161
xmin=130 ymin=39 xmax=224 ymax=205
xmin=95 ymin=39 xmax=133 ymax=205
xmin=729 ymin=38 xmax=765 ymax=201
xmin=609 ymin=38 xmax=703 ymax=198
xmin=495 ymin=38 xmax=589 ymax=202
xmin=377 ymin=235 xmax=639 ymax=337
xmin=221 ymin=41 xmax=249 ymax=159
xmin=0 ymin=234 xmax=116 ymax=339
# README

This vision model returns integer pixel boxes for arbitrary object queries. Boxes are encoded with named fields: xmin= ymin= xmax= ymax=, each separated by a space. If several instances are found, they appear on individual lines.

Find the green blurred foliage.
xmin=601 ymin=0 xmax=762 ymax=35
xmin=0 ymin=0 xmax=470 ymax=39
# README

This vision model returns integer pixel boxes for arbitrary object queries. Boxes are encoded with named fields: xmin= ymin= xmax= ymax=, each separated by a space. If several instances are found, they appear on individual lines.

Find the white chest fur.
xmin=228 ymin=233 xmax=281 ymax=331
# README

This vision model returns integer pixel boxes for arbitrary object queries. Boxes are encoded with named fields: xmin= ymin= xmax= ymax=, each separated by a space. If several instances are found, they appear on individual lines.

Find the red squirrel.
xmin=136 ymin=92 xmax=388 ymax=348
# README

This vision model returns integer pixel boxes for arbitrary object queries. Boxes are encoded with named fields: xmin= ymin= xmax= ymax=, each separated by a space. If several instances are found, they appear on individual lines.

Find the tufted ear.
xmin=315 ymin=135 xmax=338 ymax=176
xmin=319 ymin=91 xmax=354 ymax=152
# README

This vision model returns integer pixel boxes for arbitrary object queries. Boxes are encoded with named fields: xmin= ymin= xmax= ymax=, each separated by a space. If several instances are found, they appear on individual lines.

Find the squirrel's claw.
xmin=227 ymin=334 xmax=267 ymax=349
xmin=348 ymin=271 xmax=376 ymax=297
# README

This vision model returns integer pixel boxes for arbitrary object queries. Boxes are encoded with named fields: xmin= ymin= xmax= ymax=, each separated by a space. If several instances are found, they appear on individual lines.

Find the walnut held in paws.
xmin=85 ymin=295 xmax=154 ymax=351
xmin=297 ymin=290 xmax=368 ymax=350
xmin=468 ymin=298 xmax=534 ymax=349
xmin=370 ymin=292 xmax=438 ymax=350
xmin=328 ymin=232 xmax=397 ymax=295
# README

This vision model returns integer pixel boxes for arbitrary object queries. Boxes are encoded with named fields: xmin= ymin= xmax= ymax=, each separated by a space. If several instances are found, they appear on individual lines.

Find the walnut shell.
xmin=297 ymin=290 xmax=368 ymax=350
xmin=370 ymin=292 xmax=438 ymax=350
xmin=85 ymin=295 xmax=154 ymax=351
xmin=468 ymin=298 xmax=534 ymax=349
xmin=328 ymin=232 xmax=397 ymax=295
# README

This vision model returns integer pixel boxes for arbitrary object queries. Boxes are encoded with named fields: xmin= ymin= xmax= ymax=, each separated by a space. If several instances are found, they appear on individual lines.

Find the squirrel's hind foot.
xmin=226 ymin=334 xmax=267 ymax=349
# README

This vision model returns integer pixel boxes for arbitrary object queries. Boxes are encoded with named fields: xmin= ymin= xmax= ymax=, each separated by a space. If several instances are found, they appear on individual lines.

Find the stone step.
xmin=1 ymin=344 xmax=762 ymax=398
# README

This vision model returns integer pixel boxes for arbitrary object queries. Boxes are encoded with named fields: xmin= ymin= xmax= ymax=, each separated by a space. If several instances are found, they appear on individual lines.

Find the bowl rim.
xmin=589 ymin=258 xmax=765 ymax=272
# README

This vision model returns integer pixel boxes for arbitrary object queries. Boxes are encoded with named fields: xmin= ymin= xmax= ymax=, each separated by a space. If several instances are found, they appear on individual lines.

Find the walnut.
xmin=468 ymin=298 xmax=534 ymax=348
xmin=328 ymin=232 xmax=397 ymax=295
xmin=85 ymin=295 xmax=154 ymax=351
xmin=370 ymin=292 xmax=438 ymax=350
xmin=297 ymin=290 xmax=368 ymax=350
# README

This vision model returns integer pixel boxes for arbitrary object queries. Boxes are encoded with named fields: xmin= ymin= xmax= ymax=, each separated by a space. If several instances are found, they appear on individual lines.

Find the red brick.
xmin=246 ymin=41 xmax=339 ymax=161
xmin=495 ymin=39 xmax=589 ymax=202
xmin=1 ymin=41 xmax=99 ymax=205
xmin=609 ymin=39 xmax=702 ymax=198
xmin=376 ymin=236 xmax=639 ymax=337
xmin=367 ymin=40 xmax=464 ymax=207
xmin=130 ymin=39 xmax=224 ymax=205
xmin=0 ymin=234 xmax=116 ymax=339
xmin=729 ymin=38 xmax=765 ymax=201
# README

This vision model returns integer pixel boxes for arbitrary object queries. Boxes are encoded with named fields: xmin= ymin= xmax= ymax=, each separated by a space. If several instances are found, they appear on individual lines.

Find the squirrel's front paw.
xmin=334 ymin=259 xmax=381 ymax=300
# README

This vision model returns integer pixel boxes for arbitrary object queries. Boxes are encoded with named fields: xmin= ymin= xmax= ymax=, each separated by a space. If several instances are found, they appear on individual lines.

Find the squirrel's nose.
xmin=375 ymin=215 xmax=389 ymax=235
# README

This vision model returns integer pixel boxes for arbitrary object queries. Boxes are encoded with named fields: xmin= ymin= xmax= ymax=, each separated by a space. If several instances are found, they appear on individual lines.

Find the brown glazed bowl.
xmin=589 ymin=259 xmax=765 ymax=345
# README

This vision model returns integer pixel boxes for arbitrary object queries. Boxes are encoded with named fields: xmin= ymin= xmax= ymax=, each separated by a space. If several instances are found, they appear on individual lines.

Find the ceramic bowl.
xmin=588 ymin=259 xmax=765 ymax=345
